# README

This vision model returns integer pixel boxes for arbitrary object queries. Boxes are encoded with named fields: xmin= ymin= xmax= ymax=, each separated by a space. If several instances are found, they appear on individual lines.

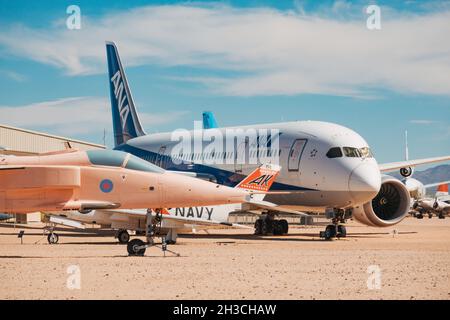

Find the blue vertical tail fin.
xmin=202 ymin=111 xmax=219 ymax=129
xmin=106 ymin=41 xmax=146 ymax=147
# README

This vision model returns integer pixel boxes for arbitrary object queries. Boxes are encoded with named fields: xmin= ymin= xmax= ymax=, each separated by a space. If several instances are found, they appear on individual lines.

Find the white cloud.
xmin=409 ymin=119 xmax=438 ymax=125
xmin=0 ymin=97 xmax=187 ymax=138
xmin=0 ymin=69 xmax=27 ymax=82
xmin=0 ymin=3 xmax=450 ymax=97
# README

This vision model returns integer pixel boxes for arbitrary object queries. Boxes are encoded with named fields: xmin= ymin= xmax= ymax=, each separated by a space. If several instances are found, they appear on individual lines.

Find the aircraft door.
xmin=288 ymin=139 xmax=307 ymax=171
xmin=156 ymin=146 xmax=167 ymax=168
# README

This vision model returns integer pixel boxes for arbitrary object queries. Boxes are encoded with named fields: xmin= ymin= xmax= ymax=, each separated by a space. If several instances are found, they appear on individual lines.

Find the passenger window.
xmin=326 ymin=147 xmax=343 ymax=158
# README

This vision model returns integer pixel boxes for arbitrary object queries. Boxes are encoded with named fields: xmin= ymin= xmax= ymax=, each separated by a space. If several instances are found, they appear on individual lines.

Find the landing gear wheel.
xmin=416 ymin=214 xmax=424 ymax=219
xmin=428 ymin=213 xmax=433 ymax=219
xmin=337 ymin=225 xmax=347 ymax=238
xmin=127 ymin=239 xmax=146 ymax=256
xmin=47 ymin=233 xmax=59 ymax=244
xmin=261 ymin=219 xmax=273 ymax=235
xmin=117 ymin=230 xmax=130 ymax=244
xmin=438 ymin=214 xmax=445 ymax=219
xmin=254 ymin=219 xmax=263 ymax=235
xmin=279 ymin=219 xmax=289 ymax=234
xmin=323 ymin=225 xmax=337 ymax=240
xmin=273 ymin=221 xmax=284 ymax=235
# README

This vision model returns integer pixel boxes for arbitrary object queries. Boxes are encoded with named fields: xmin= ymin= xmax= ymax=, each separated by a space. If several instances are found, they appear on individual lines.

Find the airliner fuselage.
xmin=116 ymin=120 xmax=381 ymax=212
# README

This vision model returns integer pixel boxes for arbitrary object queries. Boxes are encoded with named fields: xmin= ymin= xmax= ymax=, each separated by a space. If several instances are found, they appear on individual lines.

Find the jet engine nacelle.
xmin=400 ymin=167 xmax=414 ymax=178
xmin=352 ymin=175 xmax=411 ymax=227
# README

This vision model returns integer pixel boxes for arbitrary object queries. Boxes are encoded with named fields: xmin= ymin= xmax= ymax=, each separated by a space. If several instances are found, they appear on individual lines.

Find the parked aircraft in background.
xmin=203 ymin=111 xmax=219 ymax=129
xmin=105 ymin=41 xmax=450 ymax=240
xmin=45 ymin=164 xmax=283 ymax=244
xmin=411 ymin=183 xmax=449 ymax=219
xmin=0 ymin=149 xmax=256 ymax=214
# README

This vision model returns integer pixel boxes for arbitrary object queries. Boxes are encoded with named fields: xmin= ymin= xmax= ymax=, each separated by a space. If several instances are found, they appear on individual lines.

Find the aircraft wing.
xmin=424 ymin=180 xmax=450 ymax=189
xmin=161 ymin=214 xmax=252 ymax=229
xmin=379 ymin=155 xmax=450 ymax=173
xmin=98 ymin=209 xmax=252 ymax=229
xmin=244 ymin=199 xmax=310 ymax=217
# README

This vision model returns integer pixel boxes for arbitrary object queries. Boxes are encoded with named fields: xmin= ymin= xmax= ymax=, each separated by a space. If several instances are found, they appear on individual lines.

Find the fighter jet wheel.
xmin=279 ymin=219 xmax=289 ymax=234
xmin=47 ymin=233 xmax=59 ymax=244
xmin=127 ymin=239 xmax=146 ymax=256
xmin=254 ymin=219 xmax=263 ymax=235
xmin=337 ymin=225 xmax=347 ymax=238
xmin=323 ymin=225 xmax=336 ymax=240
xmin=117 ymin=230 xmax=130 ymax=244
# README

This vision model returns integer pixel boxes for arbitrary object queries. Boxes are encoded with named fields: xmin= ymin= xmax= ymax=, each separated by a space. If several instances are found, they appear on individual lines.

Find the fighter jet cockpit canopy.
xmin=86 ymin=150 xmax=165 ymax=173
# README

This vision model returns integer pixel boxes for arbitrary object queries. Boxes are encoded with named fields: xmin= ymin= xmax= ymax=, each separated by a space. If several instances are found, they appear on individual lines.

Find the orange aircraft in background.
xmin=0 ymin=149 xmax=254 ymax=214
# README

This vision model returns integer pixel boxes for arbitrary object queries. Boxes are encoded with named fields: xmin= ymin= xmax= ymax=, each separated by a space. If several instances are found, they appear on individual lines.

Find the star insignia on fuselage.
xmin=310 ymin=149 xmax=318 ymax=157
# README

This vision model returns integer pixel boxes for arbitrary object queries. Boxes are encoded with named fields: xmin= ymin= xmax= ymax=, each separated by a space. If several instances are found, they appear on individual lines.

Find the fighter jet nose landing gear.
xmin=319 ymin=208 xmax=349 ymax=240
xmin=126 ymin=209 xmax=180 ymax=257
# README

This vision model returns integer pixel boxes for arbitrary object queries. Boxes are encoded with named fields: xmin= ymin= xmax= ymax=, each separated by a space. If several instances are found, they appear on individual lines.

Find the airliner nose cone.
xmin=348 ymin=163 xmax=381 ymax=205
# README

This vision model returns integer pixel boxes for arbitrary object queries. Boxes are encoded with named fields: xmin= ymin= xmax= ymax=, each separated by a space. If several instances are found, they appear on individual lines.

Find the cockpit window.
xmin=125 ymin=154 xmax=165 ymax=173
xmin=343 ymin=147 xmax=362 ymax=158
xmin=86 ymin=150 xmax=127 ymax=167
xmin=359 ymin=147 xmax=373 ymax=158
xmin=326 ymin=147 xmax=343 ymax=158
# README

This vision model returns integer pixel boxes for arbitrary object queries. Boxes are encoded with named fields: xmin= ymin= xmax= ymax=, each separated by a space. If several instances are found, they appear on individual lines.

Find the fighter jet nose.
xmin=348 ymin=163 xmax=381 ymax=205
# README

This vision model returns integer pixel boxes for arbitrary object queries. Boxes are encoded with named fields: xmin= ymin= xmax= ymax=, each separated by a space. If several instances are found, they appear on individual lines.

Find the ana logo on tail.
xmin=110 ymin=70 xmax=130 ymax=129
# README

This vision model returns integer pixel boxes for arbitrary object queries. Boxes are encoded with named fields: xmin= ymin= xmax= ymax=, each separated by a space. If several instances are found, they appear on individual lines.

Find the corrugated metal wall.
xmin=0 ymin=125 xmax=105 ymax=155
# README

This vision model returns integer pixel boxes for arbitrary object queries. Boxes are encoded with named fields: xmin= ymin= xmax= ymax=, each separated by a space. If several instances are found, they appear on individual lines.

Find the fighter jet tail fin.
xmin=235 ymin=164 xmax=281 ymax=194
xmin=436 ymin=183 xmax=449 ymax=197
xmin=106 ymin=41 xmax=146 ymax=147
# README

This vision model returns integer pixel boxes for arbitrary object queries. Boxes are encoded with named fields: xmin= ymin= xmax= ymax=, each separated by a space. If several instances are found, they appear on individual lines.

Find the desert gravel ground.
xmin=0 ymin=217 xmax=449 ymax=300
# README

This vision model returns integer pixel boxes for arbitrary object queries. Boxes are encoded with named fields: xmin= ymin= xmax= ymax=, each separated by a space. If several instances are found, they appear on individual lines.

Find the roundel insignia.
xmin=100 ymin=179 xmax=114 ymax=193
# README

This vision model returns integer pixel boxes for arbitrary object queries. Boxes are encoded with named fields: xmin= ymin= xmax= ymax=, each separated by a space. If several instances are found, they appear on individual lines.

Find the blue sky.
xmin=0 ymin=0 xmax=449 ymax=164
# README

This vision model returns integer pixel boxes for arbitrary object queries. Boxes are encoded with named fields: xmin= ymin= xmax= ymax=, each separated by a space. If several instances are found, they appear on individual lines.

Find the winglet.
xmin=235 ymin=164 xmax=281 ymax=192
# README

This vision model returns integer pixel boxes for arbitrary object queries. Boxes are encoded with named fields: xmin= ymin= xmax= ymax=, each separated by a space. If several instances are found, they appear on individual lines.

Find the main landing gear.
xmin=254 ymin=213 xmax=288 ymax=236
xmin=126 ymin=209 xmax=179 ymax=257
xmin=319 ymin=208 xmax=349 ymax=240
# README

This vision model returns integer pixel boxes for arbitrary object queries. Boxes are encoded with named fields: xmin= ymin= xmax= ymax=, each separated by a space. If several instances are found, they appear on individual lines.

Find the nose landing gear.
xmin=319 ymin=208 xmax=349 ymax=240
xmin=126 ymin=209 xmax=180 ymax=257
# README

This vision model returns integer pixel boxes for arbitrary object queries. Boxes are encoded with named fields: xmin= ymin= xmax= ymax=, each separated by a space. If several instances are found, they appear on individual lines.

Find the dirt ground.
xmin=0 ymin=217 xmax=449 ymax=300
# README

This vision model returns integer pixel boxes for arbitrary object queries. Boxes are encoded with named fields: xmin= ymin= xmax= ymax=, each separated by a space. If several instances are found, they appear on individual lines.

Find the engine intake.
xmin=352 ymin=175 xmax=410 ymax=227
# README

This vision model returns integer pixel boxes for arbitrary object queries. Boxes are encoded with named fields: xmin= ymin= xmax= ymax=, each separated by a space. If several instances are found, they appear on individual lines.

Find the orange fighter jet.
xmin=0 ymin=149 xmax=254 ymax=214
